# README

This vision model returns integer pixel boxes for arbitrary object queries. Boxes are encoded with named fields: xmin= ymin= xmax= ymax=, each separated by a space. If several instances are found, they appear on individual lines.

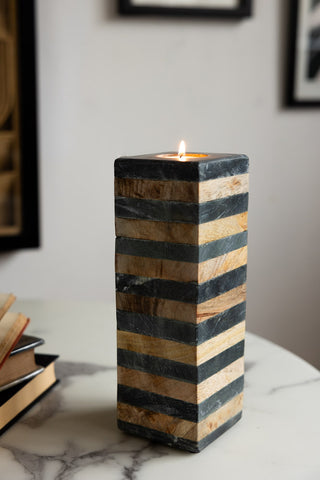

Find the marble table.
xmin=0 ymin=300 xmax=319 ymax=480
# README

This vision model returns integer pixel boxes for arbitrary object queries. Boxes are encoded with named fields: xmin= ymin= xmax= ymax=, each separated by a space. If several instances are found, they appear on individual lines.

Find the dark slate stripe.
xmin=199 ymin=193 xmax=248 ymax=223
xmin=118 ymin=376 xmax=244 ymax=423
xmin=198 ymin=266 xmax=246 ymax=303
xmin=116 ymin=302 xmax=246 ymax=345
xmin=117 ymin=310 xmax=196 ymax=344
xmin=199 ymin=232 xmax=248 ymax=262
xmin=197 ymin=301 xmax=246 ymax=343
xmin=116 ymin=266 xmax=247 ymax=304
xmin=115 ymin=231 xmax=248 ymax=263
xmin=115 ymin=193 xmax=248 ymax=224
xmin=117 ymin=340 xmax=245 ymax=384
xmin=118 ymin=412 xmax=242 ymax=453
xmin=199 ymin=376 xmax=244 ymax=420
xmin=114 ymin=155 xmax=248 ymax=182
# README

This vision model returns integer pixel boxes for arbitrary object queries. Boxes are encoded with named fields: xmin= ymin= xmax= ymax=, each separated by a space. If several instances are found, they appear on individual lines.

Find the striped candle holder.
xmin=115 ymin=152 xmax=249 ymax=453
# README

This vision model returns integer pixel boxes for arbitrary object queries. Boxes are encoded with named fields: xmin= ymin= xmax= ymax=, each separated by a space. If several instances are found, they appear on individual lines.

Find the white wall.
xmin=0 ymin=0 xmax=319 ymax=368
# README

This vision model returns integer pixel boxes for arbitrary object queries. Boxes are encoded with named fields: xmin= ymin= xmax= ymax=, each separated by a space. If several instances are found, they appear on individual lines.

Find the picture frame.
xmin=118 ymin=0 xmax=252 ymax=18
xmin=287 ymin=0 xmax=320 ymax=106
xmin=0 ymin=0 xmax=40 ymax=250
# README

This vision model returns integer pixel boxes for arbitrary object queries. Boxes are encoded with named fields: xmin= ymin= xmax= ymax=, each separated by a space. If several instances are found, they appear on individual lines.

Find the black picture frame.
xmin=287 ymin=0 xmax=320 ymax=107
xmin=118 ymin=0 xmax=252 ymax=18
xmin=0 ymin=0 xmax=40 ymax=250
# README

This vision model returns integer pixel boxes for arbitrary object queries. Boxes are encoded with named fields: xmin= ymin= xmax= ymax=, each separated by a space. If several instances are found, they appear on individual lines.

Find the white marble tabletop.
xmin=0 ymin=300 xmax=319 ymax=480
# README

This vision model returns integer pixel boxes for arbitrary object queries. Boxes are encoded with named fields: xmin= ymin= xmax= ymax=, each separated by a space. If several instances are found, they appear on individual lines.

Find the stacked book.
xmin=0 ymin=293 xmax=58 ymax=434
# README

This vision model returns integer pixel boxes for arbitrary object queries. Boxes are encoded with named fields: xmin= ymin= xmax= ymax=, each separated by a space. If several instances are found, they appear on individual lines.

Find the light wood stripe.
xmin=118 ymin=392 xmax=243 ymax=442
xmin=199 ymin=246 xmax=247 ymax=283
xmin=117 ymin=321 xmax=245 ymax=366
xmin=199 ymin=174 xmax=249 ymax=203
xmin=116 ymin=284 xmax=246 ymax=325
xmin=197 ymin=284 xmax=247 ymax=322
xmin=197 ymin=321 xmax=245 ymax=365
xmin=115 ymin=246 xmax=247 ymax=284
xmin=115 ymin=177 xmax=198 ymax=202
xmin=116 ymin=254 xmax=197 ymax=283
xmin=115 ymin=212 xmax=247 ymax=245
xmin=115 ymin=174 xmax=248 ymax=204
xmin=197 ymin=357 xmax=244 ymax=402
xmin=116 ymin=217 xmax=197 ymax=244
xmin=199 ymin=212 xmax=247 ymax=244
xmin=118 ymin=357 xmax=244 ymax=404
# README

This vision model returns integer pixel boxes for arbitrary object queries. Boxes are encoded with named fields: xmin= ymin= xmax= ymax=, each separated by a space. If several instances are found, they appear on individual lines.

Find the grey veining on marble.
xmin=0 ymin=300 xmax=319 ymax=480
xmin=0 ymin=361 xmax=168 ymax=480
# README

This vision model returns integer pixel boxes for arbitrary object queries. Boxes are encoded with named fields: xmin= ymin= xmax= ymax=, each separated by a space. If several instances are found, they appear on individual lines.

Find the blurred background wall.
xmin=0 ymin=0 xmax=319 ymax=368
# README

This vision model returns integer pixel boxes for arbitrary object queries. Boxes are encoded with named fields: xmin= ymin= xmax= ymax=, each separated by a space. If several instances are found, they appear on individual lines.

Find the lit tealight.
xmin=156 ymin=142 xmax=207 ymax=160
xmin=178 ymin=140 xmax=186 ymax=160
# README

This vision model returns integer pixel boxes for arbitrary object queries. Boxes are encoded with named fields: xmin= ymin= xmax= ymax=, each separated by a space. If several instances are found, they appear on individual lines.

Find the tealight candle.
xmin=114 ymin=143 xmax=249 ymax=452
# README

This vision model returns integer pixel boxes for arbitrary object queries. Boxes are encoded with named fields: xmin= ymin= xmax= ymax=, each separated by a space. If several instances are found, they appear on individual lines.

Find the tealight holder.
xmin=115 ymin=150 xmax=249 ymax=452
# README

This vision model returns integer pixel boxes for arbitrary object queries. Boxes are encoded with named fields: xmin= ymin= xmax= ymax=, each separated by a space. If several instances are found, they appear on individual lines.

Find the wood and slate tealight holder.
xmin=114 ymin=152 xmax=249 ymax=453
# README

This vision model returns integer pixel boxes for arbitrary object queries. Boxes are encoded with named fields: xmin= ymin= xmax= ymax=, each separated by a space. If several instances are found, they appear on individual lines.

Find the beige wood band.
xmin=115 ymin=246 xmax=247 ymax=284
xmin=199 ymin=212 xmax=247 ymax=244
xmin=115 ymin=177 xmax=198 ymax=202
xmin=115 ymin=174 xmax=248 ymax=204
xmin=118 ymin=392 xmax=243 ymax=442
xmin=197 ymin=284 xmax=247 ymax=322
xmin=199 ymin=174 xmax=249 ymax=203
xmin=116 ymin=253 xmax=197 ymax=283
xmin=118 ymin=357 xmax=244 ymax=404
xmin=115 ymin=212 xmax=247 ymax=245
xmin=116 ymin=284 xmax=246 ymax=325
xmin=117 ymin=321 xmax=245 ymax=366
xmin=199 ymin=246 xmax=247 ymax=283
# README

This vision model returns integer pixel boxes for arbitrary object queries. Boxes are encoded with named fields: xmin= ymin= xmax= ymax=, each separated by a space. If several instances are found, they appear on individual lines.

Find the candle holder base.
xmin=115 ymin=152 xmax=249 ymax=452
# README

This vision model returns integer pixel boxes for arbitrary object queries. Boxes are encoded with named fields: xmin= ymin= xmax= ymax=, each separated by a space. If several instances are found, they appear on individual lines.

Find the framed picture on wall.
xmin=118 ymin=0 xmax=252 ymax=18
xmin=287 ymin=0 xmax=320 ymax=106
xmin=0 ymin=0 xmax=39 ymax=250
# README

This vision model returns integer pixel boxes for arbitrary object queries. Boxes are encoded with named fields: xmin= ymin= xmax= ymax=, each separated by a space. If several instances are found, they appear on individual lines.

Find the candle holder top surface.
xmin=116 ymin=152 xmax=247 ymax=163
xmin=115 ymin=153 xmax=248 ymax=182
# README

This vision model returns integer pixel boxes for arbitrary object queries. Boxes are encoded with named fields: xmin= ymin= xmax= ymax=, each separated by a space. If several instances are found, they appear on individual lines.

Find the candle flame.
xmin=178 ymin=140 xmax=186 ymax=159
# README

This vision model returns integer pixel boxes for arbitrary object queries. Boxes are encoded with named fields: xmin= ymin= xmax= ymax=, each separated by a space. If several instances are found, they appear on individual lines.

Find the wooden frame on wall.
xmin=287 ymin=0 xmax=320 ymax=107
xmin=118 ymin=0 xmax=252 ymax=18
xmin=0 ymin=0 xmax=39 ymax=250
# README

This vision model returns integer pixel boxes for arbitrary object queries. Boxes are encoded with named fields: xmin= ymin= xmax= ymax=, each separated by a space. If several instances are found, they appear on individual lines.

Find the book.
xmin=0 ymin=312 xmax=30 ymax=368
xmin=0 ymin=293 xmax=16 ymax=320
xmin=0 ymin=353 xmax=59 ymax=434
xmin=0 ymin=335 xmax=45 ymax=392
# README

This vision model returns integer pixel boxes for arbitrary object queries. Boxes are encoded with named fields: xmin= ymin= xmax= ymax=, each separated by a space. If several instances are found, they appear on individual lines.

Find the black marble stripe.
xmin=116 ymin=302 xmax=246 ymax=345
xmin=114 ymin=155 xmax=249 ymax=182
xmin=117 ymin=340 xmax=245 ymax=384
xmin=118 ymin=411 xmax=242 ymax=453
xmin=115 ymin=231 xmax=248 ymax=263
xmin=198 ymin=301 xmax=246 ymax=343
xmin=117 ymin=310 xmax=196 ymax=344
xmin=116 ymin=266 xmax=247 ymax=304
xmin=115 ymin=194 xmax=248 ymax=224
xmin=118 ymin=376 xmax=244 ymax=423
